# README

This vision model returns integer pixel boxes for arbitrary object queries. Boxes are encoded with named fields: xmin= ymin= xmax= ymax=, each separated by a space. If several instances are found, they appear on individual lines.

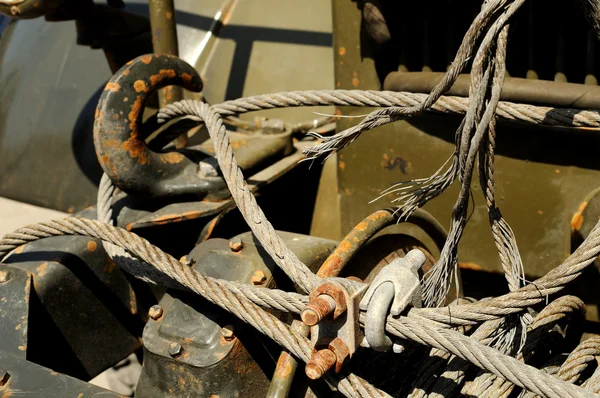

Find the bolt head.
xmin=148 ymin=305 xmax=163 ymax=320
xmin=168 ymin=342 xmax=183 ymax=358
xmin=229 ymin=237 xmax=243 ymax=252
xmin=0 ymin=368 xmax=9 ymax=387
xmin=220 ymin=325 xmax=235 ymax=340
xmin=251 ymin=270 xmax=266 ymax=285
xmin=0 ymin=271 xmax=12 ymax=283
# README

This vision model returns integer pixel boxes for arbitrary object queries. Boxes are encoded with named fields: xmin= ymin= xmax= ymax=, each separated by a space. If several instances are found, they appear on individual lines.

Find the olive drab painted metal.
xmin=326 ymin=0 xmax=600 ymax=287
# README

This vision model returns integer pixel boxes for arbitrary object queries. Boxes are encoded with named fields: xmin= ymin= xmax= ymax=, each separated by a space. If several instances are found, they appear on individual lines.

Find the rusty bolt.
xmin=305 ymin=348 xmax=337 ymax=380
xmin=251 ymin=270 xmax=266 ymax=285
xmin=328 ymin=337 xmax=350 ymax=373
xmin=0 ymin=271 xmax=12 ymax=284
xmin=301 ymin=294 xmax=337 ymax=326
xmin=168 ymin=342 xmax=183 ymax=358
xmin=229 ymin=237 xmax=243 ymax=252
xmin=0 ymin=368 xmax=9 ymax=387
xmin=221 ymin=325 xmax=235 ymax=341
xmin=148 ymin=305 xmax=163 ymax=320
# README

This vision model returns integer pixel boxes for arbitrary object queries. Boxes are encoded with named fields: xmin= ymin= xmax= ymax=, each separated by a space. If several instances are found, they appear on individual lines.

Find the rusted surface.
xmin=308 ymin=282 xmax=348 ymax=320
xmin=318 ymin=210 xmax=395 ymax=278
xmin=328 ymin=336 xmax=350 ymax=373
xmin=220 ymin=325 xmax=235 ymax=341
xmin=94 ymin=53 xmax=211 ymax=197
xmin=148 ymin=0 xmax=185 ymax=147
xmin=305 ymin=348 xmax=337 ymax=380
xmin=251 ymin=270 xmax=266 ymax=285
xmin=571 ymin=201 xmax=589 ymax=232
xmin=301 ymin=294 xmax=337 ymax=326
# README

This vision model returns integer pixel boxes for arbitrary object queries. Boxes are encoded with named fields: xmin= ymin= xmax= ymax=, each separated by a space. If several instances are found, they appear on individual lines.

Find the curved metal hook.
xmin=94 ymin=53 xmax=218 ymax=197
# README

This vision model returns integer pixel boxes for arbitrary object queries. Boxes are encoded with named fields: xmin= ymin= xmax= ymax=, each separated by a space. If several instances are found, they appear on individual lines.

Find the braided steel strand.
xmin=461 ymin=296 xmax=587 ymax=397
xmin=96 ymin=173 xmax=167 ymax=286
xmin=582 ymin=366 xmax=600 ymax=393
xmin=0 ymin=217 xmax=384 ymax=398
xmin=97 ymin=173 xmax=115 ymax=224
xmin=381 ymin=315 xmax=595 ymax=398
xmin=477 ymin=24 xmax=532 ymax=355
xmin=409 ymin=220 xmax=600 ymax=326
xmin=99 ymin=174 xmax=309 ymax=313
xmin=407 ymin=302 xmax=478 ymax=397
xmin=302 ymin=0 xmax=513 ymax=158
xmin=556 ymin=337 xmax=600 ymax=384
xmin=422 ymin=1 xmax=522 ymax=307
xmin=158 ymin=91 xmax=600 ymax=129
xmin=1 ymin=218 xmax=596 ymax=398
xmin=406 ymin=349 xmax=453 ymax=398
xmin=425 ymin=318 xmax=507 ymax=398
xmin=179 ymin=102 xmax=318 ymax=293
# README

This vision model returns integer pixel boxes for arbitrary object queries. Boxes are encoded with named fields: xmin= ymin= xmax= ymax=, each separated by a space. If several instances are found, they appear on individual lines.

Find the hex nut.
xmin=310 ymin=282 xmax=347 ymax=319
xmin=221 ymin=325 xmax=235 ymax=341
xmin=168 ymin=342 xmax=183 ymax=358
xmin=148 ymin=305 xmax=163 ymax=320
xmin=251 ymin=270 xmax=266 ymax=285
xmin=229 ymin=237 xmax=243 ymax=252
xmin=328 ymin=337 xmax=350 ymax=373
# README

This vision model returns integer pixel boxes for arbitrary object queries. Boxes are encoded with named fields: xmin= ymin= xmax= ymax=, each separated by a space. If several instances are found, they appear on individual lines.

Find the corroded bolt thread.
xmin=229 ymin=237 xmax=243 ymax=252
xmin=148 ymin=305 xmax=163 ymax=320
xmin=0 ymin=368 xmax=9 ymax=387
xmin=251 ymin=270 xmax=266 ymax=285
xmin=301 ymin=294 xmax=337 ymax=326
xmin=305 ymin=348 xmax=337 ymax=380
xmin=168 ymin=342 xmax=183 ymax=358
xmin=0 ymin=271 xmax=12 ymax=283
xmin=221 ymin=325 xmax=235 ymax=341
